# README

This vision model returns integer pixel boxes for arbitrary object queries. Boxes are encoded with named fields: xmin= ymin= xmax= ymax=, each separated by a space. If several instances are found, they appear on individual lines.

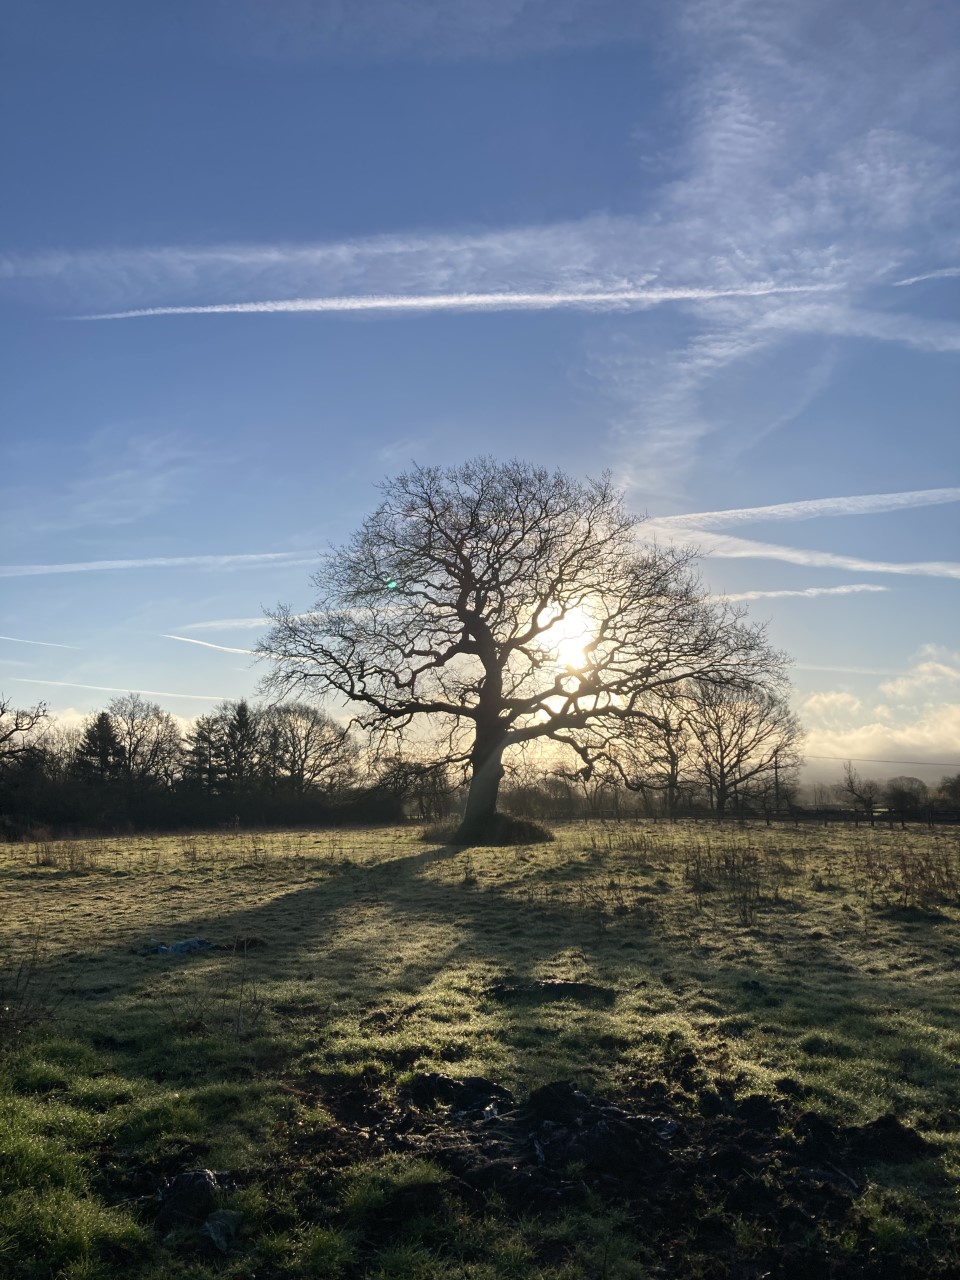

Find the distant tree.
xmin=883 ymin=775 xmax=928 ymax=825
xmin=589 ymin=687 xmax=696 ymax=817
xmin=259 ymin=458 xmax=779 ymax=842
xmin=221 ymin=700 xmax=264 ymax=791
xmin=263 ymin=702 xmax=356 ymax=796
xmin=35 ymin=721 xmax=84 ymax=781
xmin=108 ymin=694 xmax=182 ymax=786
xmin=0 ymin=695 xmax=48 ymax=766
xmin=183 ymin=712 xmax=225 ymax=793
xmin=686 ymin=681 xmax=803 ymax=817
xmin=936 ymin=773 xmax=960 ymax=810
xmin=374 ymin=755 xmax=453 ymax=821
xmin=835 ymin=761 xmax=883 ymax=826
xmin=74 ymin=711 xmax=125 ymax=782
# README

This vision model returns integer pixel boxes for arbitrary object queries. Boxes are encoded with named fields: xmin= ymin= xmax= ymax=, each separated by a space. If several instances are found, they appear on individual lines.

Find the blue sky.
xmin=2 ymin=0 xmax=958 ymax=780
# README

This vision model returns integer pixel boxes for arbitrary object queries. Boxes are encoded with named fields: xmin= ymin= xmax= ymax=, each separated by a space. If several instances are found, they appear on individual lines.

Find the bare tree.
xmin=686 ymin=680 xmax=803 ymax=817
xmin=263 ymin=702 xmax=356 ymax=796
xmin=259 ymin=458 xmax=780 ymax=841
xmin=108 ymin=694 xmax=183 ymax=786
xmin=0 ymin=695 xmax=48 ymax=764
xmin=588 ymin=687 xmax=697 ymax=817
xmin=835 ymin=761 xmax=882 ymax=826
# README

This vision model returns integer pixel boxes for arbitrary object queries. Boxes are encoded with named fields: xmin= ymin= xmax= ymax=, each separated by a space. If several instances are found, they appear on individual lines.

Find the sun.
xmin=543 ymin=605 xmax=594 ymax=670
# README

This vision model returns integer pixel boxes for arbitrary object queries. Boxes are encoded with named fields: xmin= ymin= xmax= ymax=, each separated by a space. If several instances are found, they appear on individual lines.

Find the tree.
xmin=108 ymin=694 xmax=182 ymax=786
xmin=883 ymin=775 xmax=928 ymax=825
xmin=589 ymin=687 xmax=697 ymax=817
xmin=936 ymin=773 xmax=960 ymax=811
xmin=262 ymin=702 xmax=356 ymax=796
xmin=685 ymin=680 xmax=803 ymax=817
xmin=74 ymin=711 xmax=125 ymax=782
xmin=259 ymin=458 xmax=782 ymax=841
xmin=181 ymin=700 xmax=264 ymax=795
xmin=0 ymin=695 xmax=48 ymax=766
xmin=835 ymin=761 xmax=882 ymax=826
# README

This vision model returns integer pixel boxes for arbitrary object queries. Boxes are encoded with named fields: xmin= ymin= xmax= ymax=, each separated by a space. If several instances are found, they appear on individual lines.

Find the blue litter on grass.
xmin=151 ymin=937 xmax=215 ymax=955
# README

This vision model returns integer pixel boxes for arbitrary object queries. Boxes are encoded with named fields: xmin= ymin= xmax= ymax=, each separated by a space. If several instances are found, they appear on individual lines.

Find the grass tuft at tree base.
xmin=424 ymin=812 xmax=555 ymax=846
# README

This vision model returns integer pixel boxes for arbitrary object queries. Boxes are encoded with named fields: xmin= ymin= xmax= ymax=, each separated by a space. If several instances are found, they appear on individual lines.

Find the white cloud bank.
xmin=800 ymin=648 xmax=960 ymax=774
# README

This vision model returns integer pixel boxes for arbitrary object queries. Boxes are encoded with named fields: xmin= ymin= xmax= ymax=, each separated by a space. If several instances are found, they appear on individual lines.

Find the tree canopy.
xmin=259 ymin=458 xmax=786 ymax=840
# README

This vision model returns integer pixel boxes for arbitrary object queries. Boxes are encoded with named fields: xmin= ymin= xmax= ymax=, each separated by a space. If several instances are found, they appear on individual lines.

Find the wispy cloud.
xmin=894 ymin=267 xmax=960 ymax=287
xmin=12 ymin=678 xmax=227 ymax=701
xmin=654 ymin=487 xmax=960 ymax=531
xmin=217 ymin=0 xmax=652 ymax=62
xmin=61 ymin=432 xmax=197 ymax=529
xmin=643 ymin=525 xmax=960 ymax=580
xmin=77 ymin=282 xmax=839 ymax=322
xmin=161 ymin=634 xmax=255 ymax=655
xmin=795 ymin=664 xmax=901 ymax=677
xmin=0 ymin=551 xmax=315 ymax=578
xmin=717 ymin=584 xmax=889 ymax=602
xmin=0 ymin=634 xmax=80 ymax=649
xmin=178 ymin=617 xmax=268 ymax=631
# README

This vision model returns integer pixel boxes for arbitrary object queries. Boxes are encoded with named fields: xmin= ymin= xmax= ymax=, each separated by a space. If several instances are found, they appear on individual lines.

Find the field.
xmin=1 ymin=820 xmax=959 ymax=1279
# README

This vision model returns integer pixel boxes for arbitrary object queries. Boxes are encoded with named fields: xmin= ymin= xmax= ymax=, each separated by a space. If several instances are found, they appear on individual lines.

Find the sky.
xmin=1 ymin=0 xmax=958 ymax=783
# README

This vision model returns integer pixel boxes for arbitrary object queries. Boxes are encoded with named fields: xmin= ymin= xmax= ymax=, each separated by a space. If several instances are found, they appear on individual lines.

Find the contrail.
xmin=717 ymin=584 xmax=889 ymax=602
xmin=893 ymin=266 xmax=960 ymax=287
xmin=12 ymin=677 xmax=227 ymax=701
xmin=0 ymin=551 xmax=316 ymax=577
xmin=177 ymin=617 xmax=267 ymax=631
xmin=0 ymin=634 xmax=80 ymax=649
xmin=77 ymin=281 xmax=840 ymax=321
xmin=652 ymin=487 xmax=960 ymax=530
xmin=162 ymin=634 xmax=255 ymax=655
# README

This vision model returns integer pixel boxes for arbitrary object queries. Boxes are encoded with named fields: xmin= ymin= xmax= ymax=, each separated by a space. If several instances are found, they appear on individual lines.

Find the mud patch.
xmin=298 ymin=1070 xmax=949 ymax=1278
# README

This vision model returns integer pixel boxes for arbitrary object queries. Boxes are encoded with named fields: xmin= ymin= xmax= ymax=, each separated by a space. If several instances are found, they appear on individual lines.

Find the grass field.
xmin=1 ymin=820 xmax=959 ymax=1279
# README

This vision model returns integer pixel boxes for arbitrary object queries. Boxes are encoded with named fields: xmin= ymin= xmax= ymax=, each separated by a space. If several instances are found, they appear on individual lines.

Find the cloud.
xmin=0 ymin=551 xmax=315 ymax=578
xmin=215 ymin=0 xmax=652 ymax=62
xmin=795 ymin=664 xmax=900 ymax=677
xmin=77 ymin=282 xmax=840 ymax=322
xmin=717 ymin=584 xmax=889 ymax=602
xmin=894 ymin=267 xmax=960 ymax=287
xmin=0 ymin=634 xmax=80 ymax=649
xmin=879 ymin=646 xmax=960 ymax=699
xmin=799 ymin=646 xmax=960 ymax=772
xmin=60 ymin=432 xmax=197 ymax=529
xmin=655 ymin=487 xmax=960 ymax=531
xmin=802 ymin=703 xmax=960 ymax=772
xmin=641 ymin=525 xmax=960 ymax=580
xmin=178 ymin=617 xmax=268 ymax=631
xmin=11 ymin=678 xmax=227 ymax=702
xmin=161 ymin=634 xmax=255 ymax=655
xmin=598 ymin=1 xmax=960 ymax=492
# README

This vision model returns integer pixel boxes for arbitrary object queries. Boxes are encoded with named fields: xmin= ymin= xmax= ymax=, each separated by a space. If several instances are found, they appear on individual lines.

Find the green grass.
xmin=1 ymin=820 xmax=958 ymax=1277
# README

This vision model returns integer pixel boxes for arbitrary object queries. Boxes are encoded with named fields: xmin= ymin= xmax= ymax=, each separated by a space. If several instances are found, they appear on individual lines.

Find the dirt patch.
xmin=298 ymin=1070 xmax=947 ymax=1278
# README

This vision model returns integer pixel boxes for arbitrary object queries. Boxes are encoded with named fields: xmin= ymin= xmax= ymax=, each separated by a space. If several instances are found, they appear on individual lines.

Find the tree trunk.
xmin=457 ymin=728 xmax=506 ymax=840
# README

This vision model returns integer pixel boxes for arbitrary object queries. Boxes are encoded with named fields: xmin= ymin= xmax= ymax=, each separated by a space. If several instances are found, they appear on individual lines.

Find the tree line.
xmin=0 ymin=689 xmax=955 ymax=835
xmin=0 ymin=693 xmax=385 ymax=835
